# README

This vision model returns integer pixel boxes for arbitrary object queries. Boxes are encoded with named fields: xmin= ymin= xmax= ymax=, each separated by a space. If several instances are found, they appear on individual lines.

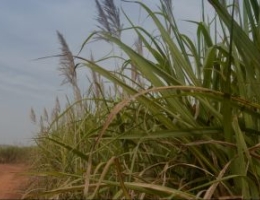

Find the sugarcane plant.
xmin=26 ymin=0 xmax=260 ymax=199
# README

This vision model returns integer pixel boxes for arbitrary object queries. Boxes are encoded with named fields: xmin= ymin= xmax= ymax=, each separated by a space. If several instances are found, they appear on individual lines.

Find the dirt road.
xmin=0 ymin=164 xmax=29 ymax=199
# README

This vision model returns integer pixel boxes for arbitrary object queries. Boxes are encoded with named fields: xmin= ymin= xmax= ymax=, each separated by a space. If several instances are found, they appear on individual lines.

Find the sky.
xmin=0 ymin=0 xmax=212 ymax=145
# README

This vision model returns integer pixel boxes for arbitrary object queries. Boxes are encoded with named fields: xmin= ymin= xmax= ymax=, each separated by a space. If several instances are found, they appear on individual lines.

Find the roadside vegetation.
xmin=0 ymin=145 xmax=34 ymax=164
xmin=26 ymin=0 xmax=260 ymax=199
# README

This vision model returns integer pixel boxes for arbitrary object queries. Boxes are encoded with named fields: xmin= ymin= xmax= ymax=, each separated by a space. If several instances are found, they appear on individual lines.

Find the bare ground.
xmin=0 ymin=164 xmax=29 ymax=199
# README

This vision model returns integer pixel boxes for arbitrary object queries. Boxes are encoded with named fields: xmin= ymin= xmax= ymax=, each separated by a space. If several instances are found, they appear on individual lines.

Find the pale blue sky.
xmin=0 ymin=0 xmax=210 ymax=145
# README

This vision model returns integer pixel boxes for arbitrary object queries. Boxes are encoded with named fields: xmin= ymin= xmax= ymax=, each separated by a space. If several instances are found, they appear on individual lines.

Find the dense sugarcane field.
xmin=24 ymin=0 xmax=260 ymax=199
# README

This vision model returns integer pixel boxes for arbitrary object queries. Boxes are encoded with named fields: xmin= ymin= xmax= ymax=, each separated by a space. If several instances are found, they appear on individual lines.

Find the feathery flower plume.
xmin=95 ymin=0 xmax=122 ymax=40
xmin=30 ymin=107 xmax=36 ymax=124
xmin=57 ymin=31 xmax=82 ymax=102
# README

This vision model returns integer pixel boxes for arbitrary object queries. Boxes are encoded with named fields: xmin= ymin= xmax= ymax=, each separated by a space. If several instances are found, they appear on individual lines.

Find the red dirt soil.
xmin=0 ymin=164 xmax=29 ymax=199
